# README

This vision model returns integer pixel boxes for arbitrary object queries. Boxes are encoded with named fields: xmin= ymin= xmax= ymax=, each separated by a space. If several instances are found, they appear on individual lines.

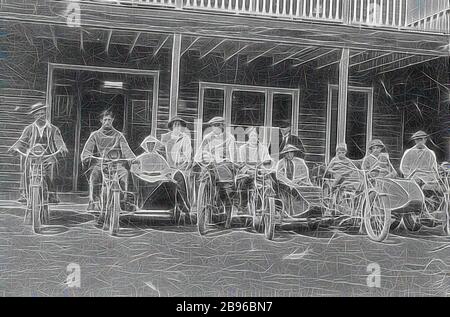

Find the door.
xmin=326 ymin=85 xmax=373 ymax=163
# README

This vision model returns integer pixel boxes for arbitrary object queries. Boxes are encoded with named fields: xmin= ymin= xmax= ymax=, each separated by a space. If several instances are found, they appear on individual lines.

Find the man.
xmin=326 ymin=144 xmax=361 ymax=190
xmin=237 ymin=127 xmax=273 ymax=211
xmin=276 ymin=144 xmax=313 ymax=216
xmin=400 ymin=131 xmax=439 ymax=186
xmin=195 ymin=117 xmax=237 ymax=226
xmin=81 ymin=110 xmax=136 ymax=212
xmin=277 ymin=127 xmax=305 ymax=159
xmin=362 ymin=139 xmax=397 ymax=179
xmin=195 ymin=116 xmax=236 ymax=164
xmin=9 ymin=102 xmax=67 ymax=204
xmin=276 ymin=144 xmax=311 ymax=188
xmin=156 ymin=116 xmax=192 ymax=214
xmin=160 ymin=116 xmax=192 ymax=171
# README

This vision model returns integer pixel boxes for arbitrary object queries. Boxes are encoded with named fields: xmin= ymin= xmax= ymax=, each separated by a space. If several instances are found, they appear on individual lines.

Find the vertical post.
xmin=342 ymin=0 xmax=350 ymax=23
xmin=337 ymin=48 xmax=350 ymax=146
xmin=169 ymin=33 xmax=182 ymax=119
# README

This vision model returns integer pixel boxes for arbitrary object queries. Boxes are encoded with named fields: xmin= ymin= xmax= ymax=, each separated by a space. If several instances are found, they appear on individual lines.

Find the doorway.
xmin=47 ymin=64 xmax=159 ymax=193
xmin=326 ymin=84 xmax=374 ymax=163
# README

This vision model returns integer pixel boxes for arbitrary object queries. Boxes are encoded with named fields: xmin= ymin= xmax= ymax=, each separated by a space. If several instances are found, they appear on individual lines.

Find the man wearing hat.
xmin=9 ymin=101 xmax=68 ymax=204
xmin=276 ymin=144 xmax=312 ymax=216
xmin=157 ymin=116 xmax=192 ymax=214
xmin=160 ymin=116 xmax=192 ymax=171
xmin=362 ymin=139 xmax=397 ymax=179
xmin=400 ymin=131 xmax=439 ymax=185
xmin=81 ymin=110 xmax=136 ymax=211
xmin=278 ymin=127 xmax=306 ymax=159
xmin=194 ymin=116 xmax=237 ymax=224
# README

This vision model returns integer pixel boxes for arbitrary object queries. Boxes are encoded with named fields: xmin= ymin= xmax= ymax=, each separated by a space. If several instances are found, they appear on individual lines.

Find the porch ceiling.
xmin=8 ymin=22 xmax=445 ymax=76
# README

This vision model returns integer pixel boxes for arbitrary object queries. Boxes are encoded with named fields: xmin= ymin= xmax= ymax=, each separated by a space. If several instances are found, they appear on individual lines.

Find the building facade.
xmin=0 ymin=0 xmax=449 ymax=198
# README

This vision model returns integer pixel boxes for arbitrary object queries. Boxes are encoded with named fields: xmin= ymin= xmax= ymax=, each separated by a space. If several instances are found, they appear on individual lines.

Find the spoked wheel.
xmin=322 ymin=182 xmax=334 ymax=211
xmin=31 ymin=185 xmax=41 ymax=234
xmin=109 ymin=189 xmax=120 ymax=236
xmin=263 ymin=197 xmax=276 ymax=240
xmin=364 ymin=191 xmax=391 ymax=242
xmin=249 ymin=191 xmax=262 ymax=233
xmin=224 ymin=205 xmax=232 ymax=229
xmin=197 ymin=181 xmax=212 ymax=235
xmin=443 ymin=194 xmax=450 ymax=236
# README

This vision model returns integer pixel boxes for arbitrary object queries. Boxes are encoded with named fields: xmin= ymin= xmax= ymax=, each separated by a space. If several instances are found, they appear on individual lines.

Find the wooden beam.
xmin=181 ymin=36 xmax=201 ymax=56
xmin=169 ymin=33 xmax=182 ymax=118
xmin=337 ymin=48 xmax=350 ymax=145
xmin=292 ymin=49 xmax=338 ymax=67
xmin=128 ymin=31 xmax=140 ymax=56
xmin=272 ymin=47 xmax=313 ymax=66
xmin=376 ymin=56 xmax=442 ymax=75
xmin=105 ymin=29 xmax=112 ymax=54
xmin=246 ymin=44 xmax=279 ymax=64
xmin=349 ymin=52 xmax=393 ymax=68
xmin=224 ymin=42 xmax=251 ymax=62
xmin=356 ymin=54 xmax=416 ymax=73
xmin=153 ymin=34 xmax=170 ymax=57
xmin=199 ymin=39 xmax=227 ymax=59
xmin=316 ymin=51 xmax=366 ymax=69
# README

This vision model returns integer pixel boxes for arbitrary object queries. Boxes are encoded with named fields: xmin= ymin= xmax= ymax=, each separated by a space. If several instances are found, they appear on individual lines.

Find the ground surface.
xmin=0 ymin=200 xmax=449 ymax=297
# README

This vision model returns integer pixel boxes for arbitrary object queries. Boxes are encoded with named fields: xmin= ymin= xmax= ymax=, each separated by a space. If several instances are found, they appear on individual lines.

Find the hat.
xmin=207 ymin=117 xmax=225 ymax=126
xmin=167 ymin=116 xmax=187 ymax=130
xmin=411 ymin=130 xmax=429 ymax=141
xmin=368 ymin=139 xmax=385 ymax=150
xmin=280 ymin=144 xmax=302 ymax=156
xmin=28 ymin=102 xmax=47 ymax=115
xmin=140 ymin=135 xmax=163 ymax=152
xmin=336 ymin=143 xmax=347 ymax=152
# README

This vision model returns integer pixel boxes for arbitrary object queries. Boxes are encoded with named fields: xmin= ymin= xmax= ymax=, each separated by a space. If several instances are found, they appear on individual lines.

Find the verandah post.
xmin=337 ymin=47 xmax=350 ymax=145
xmin=169 ymin=33 xmax=182 ymax=118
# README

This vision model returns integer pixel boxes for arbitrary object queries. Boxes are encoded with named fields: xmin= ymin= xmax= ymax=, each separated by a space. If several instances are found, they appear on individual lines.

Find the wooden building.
xmin=0 ymin=0 xmax=448 ymax=199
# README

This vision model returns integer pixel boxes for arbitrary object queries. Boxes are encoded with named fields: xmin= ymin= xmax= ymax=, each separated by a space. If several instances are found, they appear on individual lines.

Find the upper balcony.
xmin=88 ymin=0 xmax=450 ymax=34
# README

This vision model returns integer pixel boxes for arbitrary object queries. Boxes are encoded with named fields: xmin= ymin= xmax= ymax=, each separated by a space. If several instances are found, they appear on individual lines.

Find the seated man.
xmin=400 ymin=131 xmax=439 ymax=189
xmin=194 ymin=116 xmax=237 ymax=224
xmin=362 ymin=139 xmax=397 ymax=179
xmin=237 ymin=127 xmax=273 ymax=208
xmin=326 ymin=144 xmax=362 ymax=191
xmin=276 ymin=144 xmax=313 ymax=216
xmin=81 ymin=110 xmax=136 ymax=212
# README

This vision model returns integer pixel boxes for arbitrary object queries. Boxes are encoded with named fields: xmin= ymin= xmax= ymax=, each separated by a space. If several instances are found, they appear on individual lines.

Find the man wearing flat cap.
xmin=400 ymin=131 xmax=439 ymax=185
xmin=9 ymin=102 xmax=68 ymax=204
xmin=194 ymin=117 xmax=237 ymax=225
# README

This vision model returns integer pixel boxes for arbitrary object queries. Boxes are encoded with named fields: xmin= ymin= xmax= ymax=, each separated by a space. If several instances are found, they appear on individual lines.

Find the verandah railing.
xmin=89 ymin=0 xmax=450 ymax=33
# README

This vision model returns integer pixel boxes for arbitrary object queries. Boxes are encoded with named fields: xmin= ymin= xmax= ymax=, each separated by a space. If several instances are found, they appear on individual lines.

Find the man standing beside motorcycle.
xmin=9 ymin=101 xmax=68 ymax=205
